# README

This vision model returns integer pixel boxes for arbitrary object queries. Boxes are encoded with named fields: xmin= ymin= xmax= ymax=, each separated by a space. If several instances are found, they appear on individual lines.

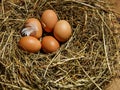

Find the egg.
xmin=41 ymin=36 xmax=60 ymax=53
xmin=21 ymin=18 xmax=42 ymax=39
xmin=53 ymin=20 xmax=72 ymax=42
xmin=41 ymin=10 xmax=58 ymax=32
xmin=18 ymin=36 xmax=41 ymax=53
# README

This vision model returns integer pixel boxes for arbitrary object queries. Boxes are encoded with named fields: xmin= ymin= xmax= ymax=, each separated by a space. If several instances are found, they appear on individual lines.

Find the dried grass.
xmin=0 ymin=0 xmax=119 ymax=90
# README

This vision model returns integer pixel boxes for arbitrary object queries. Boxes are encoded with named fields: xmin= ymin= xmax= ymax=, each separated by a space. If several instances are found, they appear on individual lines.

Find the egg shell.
xmin=53 ymin=20 xmax=72 ymax=42
xmin=41 ymin=36 xmax=60 ymax=53
xmin=18 ymin=36 xmax=41 ymax=53
xmin=41 ymin=10 xmax=58 ymax=32
xmin=21 ymin=18 xmax=42 ymax=39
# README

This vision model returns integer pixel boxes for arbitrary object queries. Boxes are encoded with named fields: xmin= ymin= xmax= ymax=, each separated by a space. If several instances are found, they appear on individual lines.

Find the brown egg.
xmin=21 ymin=18 xmax=42 ymax=39
xmin=53 ymin=20 xmax=72 ymax=42
xmin=41 ymin=36 xmax=60 ymax=53
xmin=41 ymin=10 xmax=58 ymax=32
xmin=18 ymin=36 xmax=41 ymax=53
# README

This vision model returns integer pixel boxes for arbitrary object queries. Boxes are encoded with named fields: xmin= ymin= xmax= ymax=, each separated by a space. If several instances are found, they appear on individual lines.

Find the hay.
xmin=0 ymin=0 xmax=119 ymax=89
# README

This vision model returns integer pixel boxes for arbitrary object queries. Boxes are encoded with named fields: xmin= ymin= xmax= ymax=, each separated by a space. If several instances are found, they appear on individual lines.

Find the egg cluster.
xmin=18 ymin=10 xmax=72 ymax=53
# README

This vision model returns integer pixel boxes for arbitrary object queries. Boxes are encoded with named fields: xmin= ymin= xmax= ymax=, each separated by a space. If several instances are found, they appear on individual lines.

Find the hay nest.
xmin=0 ymin=0 xmax=119 ymax=90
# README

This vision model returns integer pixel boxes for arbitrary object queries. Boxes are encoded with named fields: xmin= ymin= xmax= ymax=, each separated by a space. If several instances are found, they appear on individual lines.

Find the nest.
xmin=0 ymin=0 xmax=119 ymax=90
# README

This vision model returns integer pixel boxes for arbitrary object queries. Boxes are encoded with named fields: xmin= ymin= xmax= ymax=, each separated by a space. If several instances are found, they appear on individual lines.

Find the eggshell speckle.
xmin=41 ymin=10 xmax=58 ymax=32
xmin=41 ymin=36 xmax=60 ymax=53
xmin=53 ymin=20 xmax=72 ymax=42
xmin=18 ymin=36 xmax=41 ymax=53
xmin=21 ymin=18 xmax=42 ymax=39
